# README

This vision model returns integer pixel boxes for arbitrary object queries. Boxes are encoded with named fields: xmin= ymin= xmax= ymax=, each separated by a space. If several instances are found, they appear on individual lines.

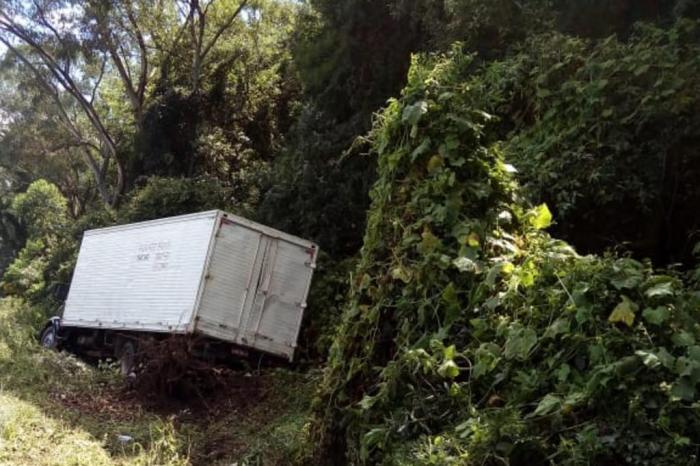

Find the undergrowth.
xmin=0 ymin=297 xmax=315 ymax=465
xmin=309 ymin=45 xmax=700 ymax=465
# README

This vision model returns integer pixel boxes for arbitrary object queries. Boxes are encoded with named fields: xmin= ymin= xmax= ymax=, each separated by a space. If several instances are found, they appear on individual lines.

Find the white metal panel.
xmin=221 ymin=212 xmax=316 ymax=250
xmin=239 ymin=238 xmax=317 ymax=360
xmin=195 ymin=219 xmax=266 ymax=342
xmin=62 ymin=211 xmax=218 ymax=332
xmin=196 ymin=214 xmax=318 ymax=360
xmin=62 ymin=209 xmax=318 ymax=360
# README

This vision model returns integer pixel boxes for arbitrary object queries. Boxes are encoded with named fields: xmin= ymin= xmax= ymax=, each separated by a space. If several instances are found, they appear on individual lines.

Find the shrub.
xmin=119 ymin=176 xmax=232 ymax=223
xmin=1 ymin=239 xmax=48 ymax=298
xmin=482 ymin=20 xmax=700 ymax=263
xmin=10 ymin=179 xmax=68 ymax=240
xmin=309 ymin=46 xmax=700 ymax=465
xmin=257 ymin=105 xmax=376 ymax=257
xmin=1 ymin=180 xmax=71 ymax=302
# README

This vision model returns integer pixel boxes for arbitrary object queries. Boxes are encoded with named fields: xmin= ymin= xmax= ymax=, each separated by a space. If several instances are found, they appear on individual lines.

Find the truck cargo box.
xmin=62 ymin=210 xmax=318 ymax=360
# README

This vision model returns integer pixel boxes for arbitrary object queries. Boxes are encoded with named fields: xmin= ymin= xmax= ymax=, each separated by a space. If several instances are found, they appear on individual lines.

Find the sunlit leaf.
xmin=608 ymin=295 xmax=638 ymax=327
xmin=530 ymin=204 xmax=552 ymax=230
xmin=402 ymin=100 xmax=428 ymax=126
xmin=438 ymin=360 xmax=460 ymax=379
xmin=532 ymin=394 xmax=561 ymax=417
xmin=635 ymin=350 xmax=661 ymax=369
xmin=645 ymin=278 xmax=675 ymax=298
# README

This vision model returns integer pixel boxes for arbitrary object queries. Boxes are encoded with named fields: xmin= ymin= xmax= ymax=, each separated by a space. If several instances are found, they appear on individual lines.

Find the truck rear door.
xmin=239 ymin=238 xmax=317 ymax=359
xmin=195 ymin=216 xmax=318 ymax=360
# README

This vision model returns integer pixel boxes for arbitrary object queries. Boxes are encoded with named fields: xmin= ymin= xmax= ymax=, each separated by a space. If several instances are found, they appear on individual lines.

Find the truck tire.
xmin=40 ymin=325 xmax=58 ymax=349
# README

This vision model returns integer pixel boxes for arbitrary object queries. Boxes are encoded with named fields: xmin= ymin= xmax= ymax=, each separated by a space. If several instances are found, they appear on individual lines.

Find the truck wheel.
xmin=119 ymin=340 xmax=137 ymax=378
xmin=40 ymin=325 xmax=58 ymax=349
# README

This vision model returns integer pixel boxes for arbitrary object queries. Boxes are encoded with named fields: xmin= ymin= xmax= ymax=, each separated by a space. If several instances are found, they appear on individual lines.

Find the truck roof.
xmin=84 ymin=210 xmax=318 ymax=251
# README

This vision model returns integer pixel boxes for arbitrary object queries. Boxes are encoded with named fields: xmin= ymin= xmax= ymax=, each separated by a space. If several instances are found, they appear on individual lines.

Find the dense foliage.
xmin=485 ymin=21 xmax=700 ymax=262
xmin=0 ymin=176 xmax=231 ymax=304
xmin=309 ymin=48 xmax=700 ymax=465
xmin=1 ymin=180 xmax=72 ymax=299
xmin=2 ymin=1 xmax=700 ymax=464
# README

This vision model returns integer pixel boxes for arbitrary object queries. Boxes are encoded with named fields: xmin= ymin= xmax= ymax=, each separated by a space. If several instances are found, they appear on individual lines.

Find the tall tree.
xmin=0 ymin=1 xmax=124 ymax=205
xmin=0 ymin=0 xmax=252 ymax=205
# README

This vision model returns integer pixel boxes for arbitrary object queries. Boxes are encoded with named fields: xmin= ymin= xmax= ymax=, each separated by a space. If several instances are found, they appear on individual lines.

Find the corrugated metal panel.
xmin=62 ymin=212 xmax=218 ymax=332
xmin=239 ymin=238 xmax=317 ymax=360
xmin=196 ymin=217 xmax=318 ymax=360
xmin=195 ymin=221 xmax=265 ymax=341
xmin=221 ymin=213 xmax=316 ymax=249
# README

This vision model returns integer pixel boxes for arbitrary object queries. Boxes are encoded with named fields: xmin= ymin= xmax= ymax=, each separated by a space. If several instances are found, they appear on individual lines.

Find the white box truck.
xmin=39 ymin=210 xmax=318 ymax=370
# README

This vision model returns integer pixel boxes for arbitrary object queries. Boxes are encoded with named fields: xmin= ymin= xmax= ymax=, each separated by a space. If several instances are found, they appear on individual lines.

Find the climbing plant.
xmin=491 ymin=20 xmax=700 ymax=263
xmin=308 ymin=46 xmax=700 ymax=465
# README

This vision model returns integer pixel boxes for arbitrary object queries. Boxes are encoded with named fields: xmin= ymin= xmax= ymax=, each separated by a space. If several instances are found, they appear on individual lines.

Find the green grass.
xmin=0 ymin=297 xmax=315 ymax=466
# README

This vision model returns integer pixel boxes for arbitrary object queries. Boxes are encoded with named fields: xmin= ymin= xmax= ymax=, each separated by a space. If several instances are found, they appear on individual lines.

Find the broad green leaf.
xmin=575 ymin=305 xmax=593 ymax=324
xmin=410 ymin=138 xmax=431 ymax=161
xmin=614 ymin=355 xmax=641 ymax=376
xmin=675 ymin=356 xmax=700 ymax=380
xmin=556 ymin=363 xmax=571 ymax=382
xmin=656 ymin=347 xmax=675 ymax=369
xmin=443 ymin=344 xmax=457 ymax=361
xmin=544 ymin=317 xmax=570 ymax=339
xmin=588 ymin=344 xmax=606 ymax=364
xmin=564 ymin=391 xmax=586 ymax=407
xmin=445 ymin=134 xmax=460 ymax=150
xmin=472 ymin=343 xmax=501 ymax=379
xmin=427 ymin=154 xmax=444 ymax=173
xmin=642 ymin=306 xmax=670 ymax=325
xmin=465 ymin=232 xmax=480 ymax=247
xmin=530 ymin=204 xmax=552 ymax=230
xmin=438 ymin=359 xmax=460 ymax=379
xmin=453 ymin=256 xmax=477 ymax=273
xmin=645 ymin=277 xmax=675 ymax=298
xmin=608 ymin=295 xmax=638 ymax=327
xmin=689 ymin=346 xmax=700 ymax=362
xmin=672 ymin=331 xmax=696 ymax=348
xmin=670 ymin=378 xmax=695 ymax=401
xmin=533 ymin=394 xmax=562 ymax=416
xmin=635 ymin=350 xmax=661 ymax=369
xmin=469 ymin=318 xmax=488 ymax=336
xmin=401 ymin=100 xmax=428 ymax=126
xmin=610 ymin=259 xmax=644 ymax=289
xmin=505 ymin=326 xmax=538 ymax=360
xmin=501 ymin=262 xmax=515 ymax=274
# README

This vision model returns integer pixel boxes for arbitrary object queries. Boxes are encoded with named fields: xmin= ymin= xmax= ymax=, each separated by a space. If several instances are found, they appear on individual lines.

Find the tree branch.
xmin=90 ymin=56 xmax=107 ymax=106
xmin=0 ymin=12 xmax=117 ymax=157
xmin=123 ymin=1 xmax=149 ymax=101
xmin=200 ymin=0 xmax=248 ymax=62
